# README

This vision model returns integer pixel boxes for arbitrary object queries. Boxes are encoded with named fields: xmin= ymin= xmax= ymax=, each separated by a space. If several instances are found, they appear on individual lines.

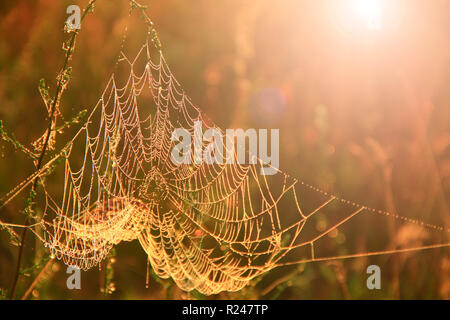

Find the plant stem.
xmin=9 ymin=0 xmax=97 ymax=299
xmin=20 ymin=258 xmax=54 ymax=300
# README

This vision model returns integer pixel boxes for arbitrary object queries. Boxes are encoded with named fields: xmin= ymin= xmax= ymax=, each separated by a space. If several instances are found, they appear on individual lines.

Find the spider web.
xmin=1 ymin=22 xmax=450 ymax=296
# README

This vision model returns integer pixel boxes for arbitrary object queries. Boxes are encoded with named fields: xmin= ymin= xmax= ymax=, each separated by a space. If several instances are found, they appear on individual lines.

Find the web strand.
xmin=1 ymin=37 xmax=449 ymax=295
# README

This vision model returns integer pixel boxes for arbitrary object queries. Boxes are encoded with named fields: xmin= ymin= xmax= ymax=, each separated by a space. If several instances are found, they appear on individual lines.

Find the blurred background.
xmin=0 ymin=0 xmax=449 ymax=299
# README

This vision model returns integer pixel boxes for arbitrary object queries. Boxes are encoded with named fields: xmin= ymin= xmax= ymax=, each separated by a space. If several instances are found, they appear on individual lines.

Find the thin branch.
xmin=9 ymin=0 xmax=97 ymax=300
xmin=21 ymin=258 xmax=54 ymax=300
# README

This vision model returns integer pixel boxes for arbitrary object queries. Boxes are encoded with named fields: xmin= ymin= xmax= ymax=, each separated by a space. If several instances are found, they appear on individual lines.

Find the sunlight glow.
xmin=354 ymin=0 xmax=382 ymax=30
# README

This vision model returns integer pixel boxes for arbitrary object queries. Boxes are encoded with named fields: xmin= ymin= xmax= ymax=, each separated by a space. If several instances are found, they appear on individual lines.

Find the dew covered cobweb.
xmin=1 ymin=8 xmax=449 ymax=296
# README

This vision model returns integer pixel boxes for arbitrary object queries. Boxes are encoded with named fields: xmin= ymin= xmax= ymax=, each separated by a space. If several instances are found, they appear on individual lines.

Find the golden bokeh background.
xmin=0 ymin=0 xmax=449 ymax=299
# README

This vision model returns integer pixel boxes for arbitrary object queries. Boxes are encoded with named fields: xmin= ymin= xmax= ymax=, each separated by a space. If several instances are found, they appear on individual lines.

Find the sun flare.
xmin=354 ymin=0 xmax=382 ymax=30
